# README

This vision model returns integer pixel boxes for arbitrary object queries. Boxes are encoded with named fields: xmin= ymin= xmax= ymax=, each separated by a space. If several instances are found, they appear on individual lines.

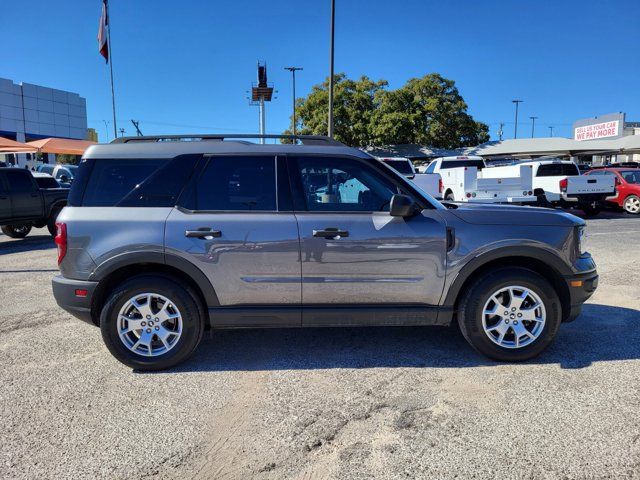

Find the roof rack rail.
xmin=110 ymin=134 xmax=345 ymax=146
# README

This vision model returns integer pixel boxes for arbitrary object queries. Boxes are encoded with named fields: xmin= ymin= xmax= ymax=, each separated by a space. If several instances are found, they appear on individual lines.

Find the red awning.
xmin=0 ymin=136 xmax=37 ymax=153
xmin=26 ymin=138 xmax=96 ymax=155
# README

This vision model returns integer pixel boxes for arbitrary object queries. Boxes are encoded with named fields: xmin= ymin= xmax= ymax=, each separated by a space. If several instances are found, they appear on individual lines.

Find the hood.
xmin=447 ymin=203 xmax=584 ymax=227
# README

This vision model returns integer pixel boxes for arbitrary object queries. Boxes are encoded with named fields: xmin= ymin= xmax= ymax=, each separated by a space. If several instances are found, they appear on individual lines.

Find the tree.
xmin=284 ymin=74 xmax=387 ymax=146
xmin=285 ymin=72 xmax=488 ymax=149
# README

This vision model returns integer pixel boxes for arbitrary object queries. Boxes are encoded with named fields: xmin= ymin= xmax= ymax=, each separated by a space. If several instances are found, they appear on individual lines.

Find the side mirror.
xmin=390 ymin=194 xmax=418 ymax=217
xmin=59 ymin=175 xmax=69 ymax=183
xmin=615 ymin=177 xmax=621 ymax=186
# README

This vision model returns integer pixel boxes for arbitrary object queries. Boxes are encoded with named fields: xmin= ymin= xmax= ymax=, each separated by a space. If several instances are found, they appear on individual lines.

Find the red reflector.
xmin=438 ymin=178 xmax=443 ymax=193
xmin=466 ymin=192 xmax=472 ymax=198
xmin=75 ymin=289 xmax=88 ymax=297
xmin=55 ymin=222 xmax=67 ymax=265
xmin=559 ymin=178 xmax=568 ymax=193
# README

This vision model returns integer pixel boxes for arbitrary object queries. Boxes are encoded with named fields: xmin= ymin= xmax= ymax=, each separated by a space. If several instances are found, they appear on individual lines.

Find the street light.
xmin=529 ymin=116 xmax=538 ymax=138
xmin=512 ymin=100 xmax=523 ymax=139
xmin=284 ymin=67 xmax=303 ymax=137
xmin=328 ymin=0 xmax=335 ymax=138
xmin=549 ymin=126 xmax=554 ymax=137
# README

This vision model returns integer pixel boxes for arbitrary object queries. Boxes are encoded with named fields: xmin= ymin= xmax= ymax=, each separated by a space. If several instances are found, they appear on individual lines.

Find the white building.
xmin=0 ymin=77 xmax=88 ymax=166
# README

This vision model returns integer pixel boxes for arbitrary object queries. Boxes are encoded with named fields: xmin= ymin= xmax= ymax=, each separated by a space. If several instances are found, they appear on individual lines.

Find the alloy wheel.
xmin=624 ymin=196 xmax=640 ymax=214
xmin=117 ymin=293 xmax=183 ymax=357
xmin=482 ymin=286 xmax=546 ymax=349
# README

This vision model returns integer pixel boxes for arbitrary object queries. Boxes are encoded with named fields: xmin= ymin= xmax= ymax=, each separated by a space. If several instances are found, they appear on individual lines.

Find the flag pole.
xmin=105 ymin=0 xmax=117 ymax=140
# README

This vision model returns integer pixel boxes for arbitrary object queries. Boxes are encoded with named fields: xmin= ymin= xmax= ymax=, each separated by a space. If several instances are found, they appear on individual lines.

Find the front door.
xmin=164 ymin=155 xmax=301 ymax=327
xmin=288 ymin=155 xmax=447 ymax=325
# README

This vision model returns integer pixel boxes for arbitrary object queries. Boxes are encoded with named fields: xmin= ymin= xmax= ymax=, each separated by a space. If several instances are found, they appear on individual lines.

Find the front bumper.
xmin=563 ymin=261 xmax=598 ymax=322
xmin=52 ymin=275 xmax=98 ymax=325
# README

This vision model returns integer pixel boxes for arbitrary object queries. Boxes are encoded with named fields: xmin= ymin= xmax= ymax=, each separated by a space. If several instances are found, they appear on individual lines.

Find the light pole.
xmin=529 ymin=116 xmax=538 ymax=138
xmin=512 ymin=100 xmax=523 ymax=139
xmin=328 ymin=0 xmax=335 ymax=138
xmin=549 ymin=126 xmax=554 ymax=137
xmin=284 ymin=66 xmax=303 ymax=137
xmin=102 ymin=120 xmax=110 ymax=142
xmin=498 ymin=122 xmax=504 ymax=141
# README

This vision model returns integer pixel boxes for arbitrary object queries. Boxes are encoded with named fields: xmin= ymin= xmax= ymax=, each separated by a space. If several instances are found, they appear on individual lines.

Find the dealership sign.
xmin=573 ymin=112 xmax=625 ymax=141
xmin=574 ymin=120 xmax=620 ymax=140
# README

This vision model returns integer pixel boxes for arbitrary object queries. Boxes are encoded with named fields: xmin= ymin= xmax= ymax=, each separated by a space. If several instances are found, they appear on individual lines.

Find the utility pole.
xmin=284 ymin=67 xmax=303 ymax=137
xmin=512 ymin=100 xmax=523 ymax=139
xmin=328 ymin=0 xmax=335 ymax=138
xmin=498 ymin=122 xmax=504 ymax=141
xmin=102 ymin=120 xmax=110 ymax=142
xmin=529 ymin=116 xmax=538 ymax=138
xmin=130 ymin=119 xmax=143 ymax=136
xmin=119 ymin=127 xmax=125 ymax=137
xmin=549 ymin=126 xmax=554 ymax=137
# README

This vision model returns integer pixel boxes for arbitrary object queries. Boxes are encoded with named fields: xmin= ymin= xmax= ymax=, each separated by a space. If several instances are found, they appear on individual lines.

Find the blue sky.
xmin=2 ymin=0 xmax=639 ymax=142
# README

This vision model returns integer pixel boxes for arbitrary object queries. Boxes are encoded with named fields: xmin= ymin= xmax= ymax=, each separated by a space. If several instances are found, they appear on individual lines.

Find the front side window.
xmin=620 ymin=170 xmax=640 ymax=184
xmin=191 ymin=156 xmax=277 ymax=211
xmin=294 ymin=156 xmax=397 ymax=212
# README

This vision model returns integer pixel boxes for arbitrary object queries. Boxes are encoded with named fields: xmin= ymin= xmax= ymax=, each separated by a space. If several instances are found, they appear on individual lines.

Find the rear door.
xmin=164 ymin=155 xmax=301 ymax=326
xmin=5 ymin=170 xmax=42 ymax=219
xmin=288 ymin=155 xmax=447 ymax=325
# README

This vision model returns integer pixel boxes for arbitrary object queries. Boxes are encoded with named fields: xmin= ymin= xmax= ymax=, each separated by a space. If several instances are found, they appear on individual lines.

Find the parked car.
xmin=422 ymin=156 xmax=537 ymax=204
xmin=36 ymin=164 xmax=78 ymax=188
xmin=481 ymin=158 xmax=615 ymax=216
xmin=585 ymin=168 xmax=640 ymax=214
xmin=0 ymin=168 xmax=68 ymax=237
xmin=32 ymin=172 xmax=65 ymax=190
xmin=52 ymin=134 xmax=598 ymax=370
xmin=377 ymin=157 xmax=416 ymax=178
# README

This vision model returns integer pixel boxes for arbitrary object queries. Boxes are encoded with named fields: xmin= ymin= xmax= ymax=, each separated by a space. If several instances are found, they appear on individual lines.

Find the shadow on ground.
xmin=161 ymin=303 xmax=640 ymax=374
xmin=0 ymin=234 xmax=54 ymax=255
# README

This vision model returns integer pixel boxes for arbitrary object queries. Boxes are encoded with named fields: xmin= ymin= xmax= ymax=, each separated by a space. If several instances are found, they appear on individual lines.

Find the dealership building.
xmin=366 ymin=112 xmax=640 ymax=165
xmin=0 ymin=77 xmax=88 ymax=166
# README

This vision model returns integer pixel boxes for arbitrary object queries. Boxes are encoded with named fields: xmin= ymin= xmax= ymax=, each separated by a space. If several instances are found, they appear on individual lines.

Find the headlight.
xmin=577 ymin=225 xmax=588 ymax=255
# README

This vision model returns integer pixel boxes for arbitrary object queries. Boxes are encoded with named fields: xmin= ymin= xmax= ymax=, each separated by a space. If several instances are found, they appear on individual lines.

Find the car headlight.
xmin=577 ymin=225 xmax=588 ymax=255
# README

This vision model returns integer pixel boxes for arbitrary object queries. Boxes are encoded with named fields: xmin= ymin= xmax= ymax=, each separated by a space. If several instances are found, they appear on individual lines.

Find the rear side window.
xmin=187 ymin=156 xmax=276 ymax=211
xmin=441 ymin=159 xmax=485 ymax=170
xmin=78 ymin=155 xmax=198 ymax=207
xmin=5 ymin=170 xmax=36 ymax=193
xmin=536 ymin=164 xmax=580 ymax=177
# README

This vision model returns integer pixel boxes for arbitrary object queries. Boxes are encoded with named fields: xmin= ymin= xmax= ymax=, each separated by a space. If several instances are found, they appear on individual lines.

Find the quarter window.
xmin=193 ymin=156 xmax=277 ymax=211
xmin=293 ymin=156 xmax=397 ymax=212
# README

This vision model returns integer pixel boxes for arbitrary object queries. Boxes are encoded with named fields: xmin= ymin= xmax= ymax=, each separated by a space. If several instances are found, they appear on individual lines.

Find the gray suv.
xmin=52 ymin=134 xmax=598 ymax=370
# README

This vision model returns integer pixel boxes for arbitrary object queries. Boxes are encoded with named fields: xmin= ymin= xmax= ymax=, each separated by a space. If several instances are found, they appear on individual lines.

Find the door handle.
xmin=185 ymin=228 xmax=222 ymax=239
xmin=313 ymin=228 xmax=349 ymax=239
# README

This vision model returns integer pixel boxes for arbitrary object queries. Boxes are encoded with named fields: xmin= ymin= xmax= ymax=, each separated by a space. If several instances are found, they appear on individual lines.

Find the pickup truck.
xmin=376 ymin=156 xmax=443 ymax=200
xmin=421 ymin=156 xmax=538 ymax=204
xmin=481 ymin=159 xmax=616 ymax=216
xmin=0 ymin=168 xmax=68 ymax=238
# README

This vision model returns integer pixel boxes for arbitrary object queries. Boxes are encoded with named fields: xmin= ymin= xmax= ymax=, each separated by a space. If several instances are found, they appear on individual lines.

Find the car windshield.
xmin=620 ymin=170 xmax=640 ymax=184
xmin=382 ymin=159 xmax=413 ymax=174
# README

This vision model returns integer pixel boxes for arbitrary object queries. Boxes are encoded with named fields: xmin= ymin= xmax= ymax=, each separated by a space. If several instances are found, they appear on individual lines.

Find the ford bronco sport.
xmin=52 ymin=134 xmax=598 ymax=370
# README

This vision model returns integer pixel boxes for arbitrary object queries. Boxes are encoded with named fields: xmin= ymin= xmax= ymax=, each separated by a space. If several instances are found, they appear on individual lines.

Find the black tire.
xmin=458 ymin=267 xmax=561 ymax=362
xmin=623 ymin=195 xmax=640 ymax=215
xmin=100 ymin=275 xmax=205 ymax=371
xmin=1 ymin=223 xmax=32 ymax=238
xmin=47 ymin=208 xmax=62 ymax=236
xmin=580 ymin=204 xmax=601 ymax=217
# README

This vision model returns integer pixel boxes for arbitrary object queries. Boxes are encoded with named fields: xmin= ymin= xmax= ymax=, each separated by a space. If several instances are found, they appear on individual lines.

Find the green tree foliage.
xmin=284 ymin=73 xmax=489 ymax=149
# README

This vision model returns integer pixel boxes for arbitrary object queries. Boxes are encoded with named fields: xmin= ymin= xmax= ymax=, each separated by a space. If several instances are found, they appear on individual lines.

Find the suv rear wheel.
xmin=458 ymin=268 xmax=561 ymax=361
xmin=100 ymin=275 xmax=205 ymax=370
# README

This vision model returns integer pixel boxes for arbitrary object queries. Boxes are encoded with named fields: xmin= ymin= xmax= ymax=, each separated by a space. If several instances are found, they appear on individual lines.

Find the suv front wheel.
xmin=100 ymin=275 xmax=205 ymax=370
xmin=458 ymin=268 xmax=561 ymax=362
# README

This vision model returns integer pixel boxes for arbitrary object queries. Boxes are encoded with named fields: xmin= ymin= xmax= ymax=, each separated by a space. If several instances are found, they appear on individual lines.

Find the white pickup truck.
xmin=481 ymin=159 xmax=616 ymax=216
xmin=375 ymin=156 xmax=443 ymax=200
xmin=422 ymin=156 xmax=537 ymax=204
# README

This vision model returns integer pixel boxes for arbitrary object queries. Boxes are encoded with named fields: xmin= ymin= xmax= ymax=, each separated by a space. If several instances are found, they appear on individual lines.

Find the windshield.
xmin=382 ymin=159 xmax=413 ymax=174
xmin=621 ymin=170 xmax=640 ymax=184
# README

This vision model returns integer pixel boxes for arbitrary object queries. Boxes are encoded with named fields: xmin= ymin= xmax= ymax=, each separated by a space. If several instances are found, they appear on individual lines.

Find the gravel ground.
xmin=0 ymin=211 xmax=639 ymax=479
